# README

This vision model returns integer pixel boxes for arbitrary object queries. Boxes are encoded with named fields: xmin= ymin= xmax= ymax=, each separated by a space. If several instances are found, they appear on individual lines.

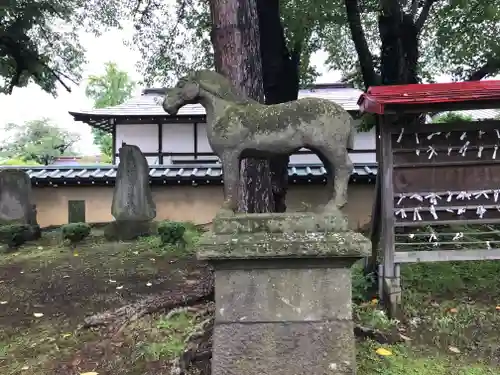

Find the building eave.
xmin=2 ymin=163 xmax=378 ymax=187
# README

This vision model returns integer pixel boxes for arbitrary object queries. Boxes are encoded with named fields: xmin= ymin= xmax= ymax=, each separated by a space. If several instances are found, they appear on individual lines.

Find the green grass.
xmin=137 ymin=312 xmax=196 ymax=361
xmin=352 ymin=260 xmax=500 ymax=374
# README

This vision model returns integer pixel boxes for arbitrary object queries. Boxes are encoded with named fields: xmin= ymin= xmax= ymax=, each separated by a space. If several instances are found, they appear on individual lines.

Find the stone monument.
xmin=0 ymin=169 xmax=40 ymax=239
xmin=164 ymin=70 xmax=370 ymax=375
xmin=105 ymin=144 xmax=156 ymax=240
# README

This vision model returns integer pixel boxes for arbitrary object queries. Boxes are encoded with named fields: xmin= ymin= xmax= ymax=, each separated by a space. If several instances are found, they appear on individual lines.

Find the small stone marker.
xmin=0 ymin=169 xmax=40 ymax=240
xmin=105 ymin=144 xmax=156 ymax=240
xmin=197 ymin=210 xmax=370 ymax=375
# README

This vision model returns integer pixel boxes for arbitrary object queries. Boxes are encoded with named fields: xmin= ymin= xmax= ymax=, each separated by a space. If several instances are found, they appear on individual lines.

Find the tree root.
xmin=82 ymin=266 xmax=214 ymax=334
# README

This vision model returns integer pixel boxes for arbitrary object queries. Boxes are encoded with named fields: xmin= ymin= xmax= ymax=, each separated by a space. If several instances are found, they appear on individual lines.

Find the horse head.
xmin=163 ymin=73 xmax=201 ymax=116
xmin=163 ymin=70 xmax=253 ymax=115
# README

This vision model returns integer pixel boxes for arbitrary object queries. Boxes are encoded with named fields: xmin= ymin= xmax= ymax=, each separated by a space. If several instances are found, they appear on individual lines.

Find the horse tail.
xmin=347 ymin=122 xmax=355 ymax=150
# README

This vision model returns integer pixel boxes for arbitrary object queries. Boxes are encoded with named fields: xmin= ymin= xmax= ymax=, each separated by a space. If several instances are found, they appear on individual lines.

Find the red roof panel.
xmin=358 ymin=80 xmax=500 ymax=114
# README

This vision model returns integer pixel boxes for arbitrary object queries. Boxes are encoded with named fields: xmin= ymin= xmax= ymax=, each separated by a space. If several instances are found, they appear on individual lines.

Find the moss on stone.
xmin=197 ymin=212 xmax=370 ymax=261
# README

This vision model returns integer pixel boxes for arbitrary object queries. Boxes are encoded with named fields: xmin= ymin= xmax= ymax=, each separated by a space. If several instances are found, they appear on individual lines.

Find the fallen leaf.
xmin=109 ymin=279 xmax=116 ymax=283
xmin=150 ymin=258 xmax=156 ymax=262
xmin=73 ymin=252 xmax=79 ymax=257
xmin=37 ymin=246 xmax=43 ymax=250
xmin=375 ymin=348 xmax=393 ymax=356
xmin=132 ymin=251 xmax=139 ymax=255
xmin=33 ymin=313 xmax=44 ymax=318
xmin=448 ymin=346 xmax=461 ymax=353
xmin=21 ymin=365 xmax=29 ymax=370
xmin=495 ymin=305 xmax=500 ymax=311
xmin=62 ymin=333 xmax=72 ymax=338
xmin=146 ymin=282 xmax=152 ymax=287
xmin=116 ymin=285 xmax=123 ymax=290
xmin=20 ymin=271 xmax=24 ymax=274
xmin=370 ymin=298 xmax=378 ymax=305
xmin=0 ymin=301 xmax=7 ymax=305
xmin=449 ymin=307 xmax=458 ymax=313
xmin=79 ymin=372 xmax=99 ymax=375
xmin=62 ymin=275 xmax=70 ymax=279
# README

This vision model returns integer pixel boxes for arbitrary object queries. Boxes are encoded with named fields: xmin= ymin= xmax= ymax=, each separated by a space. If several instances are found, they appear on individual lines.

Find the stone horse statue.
xmin=163 ymin=70 xmax=355 ymax=213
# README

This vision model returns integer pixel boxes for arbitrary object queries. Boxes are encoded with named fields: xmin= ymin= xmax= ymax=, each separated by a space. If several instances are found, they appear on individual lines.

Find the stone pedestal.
xmin=197 ymin=211 xmax=370 ymax=375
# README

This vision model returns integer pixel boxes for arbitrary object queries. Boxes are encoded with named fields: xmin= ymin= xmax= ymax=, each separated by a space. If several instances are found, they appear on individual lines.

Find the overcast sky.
xmin=0 ymin=24 xmax=342 ymax=155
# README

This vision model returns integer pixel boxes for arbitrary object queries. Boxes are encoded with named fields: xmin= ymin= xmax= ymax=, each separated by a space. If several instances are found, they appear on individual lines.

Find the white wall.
xmin=115 ymin=124 xmax=159 ymax=165
xmin=289 ymin=121 xmax=376 ymax=164
xmin=162 ymin=123 xmax=195 ymax=163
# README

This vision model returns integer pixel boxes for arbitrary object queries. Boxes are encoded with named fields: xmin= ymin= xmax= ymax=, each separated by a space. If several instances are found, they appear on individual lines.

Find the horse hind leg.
xmin=316 ymin=152 xmax=334 ymax=203
xmin=319 ymin=148 xmax=353 ymax=211
xmin=220 ymin=150 xmax=241 ymax=214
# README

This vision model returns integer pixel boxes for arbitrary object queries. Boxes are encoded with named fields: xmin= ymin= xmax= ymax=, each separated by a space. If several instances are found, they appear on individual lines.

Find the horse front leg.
xmin=220 ymin=150 xmax=240 ymax=213
xmin=332 ymin=151 xmax=353 ymax=209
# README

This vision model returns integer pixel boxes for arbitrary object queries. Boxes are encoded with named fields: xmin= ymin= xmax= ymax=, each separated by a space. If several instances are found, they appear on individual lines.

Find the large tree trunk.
xmin=209 ymin=0 xmax=274 ymax=213
xmin=256 ymin=0 xmax=300 ymax=212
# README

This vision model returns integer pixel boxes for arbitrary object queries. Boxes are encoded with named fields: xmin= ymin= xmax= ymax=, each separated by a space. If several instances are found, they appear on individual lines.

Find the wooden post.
xmin=379 ymin=116 xmax=399 ymax=317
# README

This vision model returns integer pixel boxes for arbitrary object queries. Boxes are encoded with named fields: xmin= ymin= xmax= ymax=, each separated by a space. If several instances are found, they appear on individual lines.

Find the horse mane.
xmin=188 ymin=70 xmax=256 ymax=105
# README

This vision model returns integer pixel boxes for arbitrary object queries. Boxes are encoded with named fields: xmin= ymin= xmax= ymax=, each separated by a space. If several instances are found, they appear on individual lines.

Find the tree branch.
xmin=344 ymin=0 xmax=379 ymax=89
xmin=415 ymin=0 xmax=436 ymax=32
xmin=468 ymin=57 xmax=500 ymax=81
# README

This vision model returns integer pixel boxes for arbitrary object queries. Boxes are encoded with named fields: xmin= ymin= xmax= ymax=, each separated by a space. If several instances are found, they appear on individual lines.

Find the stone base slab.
xmin=213 ymin=321 xmax=355 ymax=375
xmin=215 ymin=267 xmax=353 ymax=321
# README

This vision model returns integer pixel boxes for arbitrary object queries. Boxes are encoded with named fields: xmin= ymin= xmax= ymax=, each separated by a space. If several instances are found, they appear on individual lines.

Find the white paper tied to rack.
xmin=415 ymin=133 xmax=420 ymax=144
xmin=429 ymin=205 xmax=438 ymax=219
xmin=494 ymin=145 xmax=498 ymax=159
xmin=408 ymin=233 xmax=415 ymax=239
xmin=496 ymin=129 xmax=500 ymax=139
xmin=473 ymin=190 xmax=490 ymax=200
xmin=425 ymin=193 xmax=441 ymax=205
xmin=476 ymin=205 xmax=487 ymax=218
xmin=397 ymin=193 xmax=406 ymax=205
xmin=452 ymin=232 xmax=464 ymax=241
xmin=478 ymin=130 xmax=485 ymax=139
xmin=427 ymin=132 xmax=441 ymax=140
xmin=495 ymin=190 xmax=500 ymax=202
xmin=446 ymin=191 xmax=454 ymax=202
xmin=486 ymin=241 xmax=492 ymax=249
xmin=456 ymin=191 xmax=471 ymax=200
xmin=457 ymin=207 xmax=466 ymax=215
xmin=427 ymin=145 xmax=438 ymax=159
xmin=448 ymin=146 xmax=453 ymax=156
xmin=413 ymin=207 xmax=422 ymax=221
xmin=445 ymin=132 xmax=451 ymax=139
xmin=396 ymin=209 xmax=407 ymax=218
xmin=460 ymin=132 xmax=467 ymax=140
xmin=410 ymin=193 xmax=423 ymax=202
xmin=459 ymin=141 xmax=470 ymax=156
xmin=428 ymin=232 xmax=438 ymax=242
xmin=397 ymin=127 xmax=404 ymax=143
xmin=478 ymin=145 xmax=484 ymax=158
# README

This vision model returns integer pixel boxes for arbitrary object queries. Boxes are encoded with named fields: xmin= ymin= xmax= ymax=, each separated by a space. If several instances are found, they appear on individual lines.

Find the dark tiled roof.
xmin=1 ymin=164 xmax=378 ymax=186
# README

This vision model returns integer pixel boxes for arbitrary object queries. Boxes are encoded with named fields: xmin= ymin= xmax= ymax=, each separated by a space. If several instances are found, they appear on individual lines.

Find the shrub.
xmin=62 ymin=222 xmax=91 ymax=245
xmin=0 ymin=224 xmax=30 ymax=250
xmin=158 ymin=221 xmax=186 ymax=246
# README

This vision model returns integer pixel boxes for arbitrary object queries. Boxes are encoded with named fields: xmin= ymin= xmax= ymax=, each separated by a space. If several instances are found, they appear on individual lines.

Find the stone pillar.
xmin=197 ymin=211 xmax=370 ymax=375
